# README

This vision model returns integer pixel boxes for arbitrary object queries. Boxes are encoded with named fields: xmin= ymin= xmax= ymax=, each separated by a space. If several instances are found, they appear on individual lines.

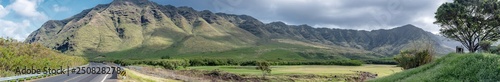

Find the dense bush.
xmin=0 ymin=38 xmax=87 ymax=77
xmin=114 ymin=59 xmax=189 ymax=70
xmin=114 ymin=58 xmax=364 ymax=70
xmin=188 ymin=59 xmax=239 ymax=66
xmin=187 ymin=59 xmax=363 ymax=66
xmin=492 ymin=45 xmax=500 ymax=54
xmin=270 ymin=60 xmax=363 ymax=66
xmin=394 ymin=49 xmax=433 ymax=70
xmin=362 ymin=58 xmax=398 ymax=65
xmin=161 ymin=56 xmax=171 ymax=59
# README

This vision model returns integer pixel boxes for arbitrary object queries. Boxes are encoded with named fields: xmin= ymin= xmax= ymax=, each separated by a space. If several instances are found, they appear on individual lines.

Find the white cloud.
xmin=409 ymin=0 xmax=450 ymax=34
xmin=412 ymin=15 xmax=440 ymax=34
xmin=52 ymin=4 xmax=69 ymax=12
xmin=6 ymin=0 xmax=47 ymax=20
xmin=0 ymin=0 xmax=47 ymax=41
xmin=0 ymin=5 xmax=9 ymax=18
xmin=0 ymin=19 xmax=31 ymax=41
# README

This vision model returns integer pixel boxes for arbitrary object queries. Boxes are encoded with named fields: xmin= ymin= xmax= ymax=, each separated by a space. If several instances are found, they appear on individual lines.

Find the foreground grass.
xmin=370 ymin=53 xmax=500 ymax=82
xmin=188 ymin=64 xmax=401 ymax=77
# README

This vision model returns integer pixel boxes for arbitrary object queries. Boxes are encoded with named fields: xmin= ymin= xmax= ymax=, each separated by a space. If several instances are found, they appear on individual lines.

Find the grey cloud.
xmin=152 ymin=0 xmax=450 ymax=32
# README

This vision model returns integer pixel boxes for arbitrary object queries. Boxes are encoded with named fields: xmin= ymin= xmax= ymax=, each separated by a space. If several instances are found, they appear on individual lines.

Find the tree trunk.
xmin=468 ymin=48 xmax=476 ymax=53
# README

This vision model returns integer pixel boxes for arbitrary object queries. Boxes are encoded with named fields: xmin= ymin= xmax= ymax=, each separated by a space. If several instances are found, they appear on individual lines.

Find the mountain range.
xmin=25 ymin=0 xmax=460 ymax=60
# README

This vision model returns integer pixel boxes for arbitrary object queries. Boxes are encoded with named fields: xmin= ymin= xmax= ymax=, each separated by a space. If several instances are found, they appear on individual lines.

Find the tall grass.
xmin=370 ymin=53 xmax=500 ymax=82
xmin=0 ymin=38 xmax=87 ymax=77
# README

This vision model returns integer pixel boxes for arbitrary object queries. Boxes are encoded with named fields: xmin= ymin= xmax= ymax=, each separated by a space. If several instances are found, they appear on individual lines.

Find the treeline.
xmin=0 ymin=38 xmax=87 ymax=77
xmin=188 ymin=59 xmax=363 ymax=66
xmin=114 ymin=59 xmax=363 ymax=70
xmin=113 ymin=59 xmax=189 ymax=70
xmin=362 ymin=58 xmax=398 ymax=65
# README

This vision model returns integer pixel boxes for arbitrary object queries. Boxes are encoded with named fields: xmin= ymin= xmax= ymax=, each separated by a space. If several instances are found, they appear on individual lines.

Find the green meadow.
xmin=188 ymin=64 xmax=402 ymax=77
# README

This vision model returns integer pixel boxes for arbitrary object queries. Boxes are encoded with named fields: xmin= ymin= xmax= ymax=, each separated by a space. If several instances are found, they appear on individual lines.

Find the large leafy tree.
xmin=435 ymin=0 xmax=500 ymax=53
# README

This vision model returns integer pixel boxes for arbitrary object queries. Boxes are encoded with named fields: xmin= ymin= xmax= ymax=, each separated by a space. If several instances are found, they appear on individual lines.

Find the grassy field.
xmin=188 ymin=64 xmax=402 ymax=77
xmin=370 ymin=53 xmax=500 ymax=82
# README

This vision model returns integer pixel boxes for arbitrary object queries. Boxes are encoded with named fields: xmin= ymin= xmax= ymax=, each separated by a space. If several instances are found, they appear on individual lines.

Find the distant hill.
xmin=25 ymin=0 xmax=459 ymax=60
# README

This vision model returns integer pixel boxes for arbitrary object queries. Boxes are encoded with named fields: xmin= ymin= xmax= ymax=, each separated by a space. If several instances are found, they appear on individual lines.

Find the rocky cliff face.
xmin=26 ymin=0 xmax=457 ymax=57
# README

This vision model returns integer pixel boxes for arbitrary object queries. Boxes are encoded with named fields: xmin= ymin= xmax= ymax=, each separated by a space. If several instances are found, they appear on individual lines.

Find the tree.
xmin=434 ymin=0 xmax=500 ymax=53
xmin=256 ymin=61 xmax=271 ymax=78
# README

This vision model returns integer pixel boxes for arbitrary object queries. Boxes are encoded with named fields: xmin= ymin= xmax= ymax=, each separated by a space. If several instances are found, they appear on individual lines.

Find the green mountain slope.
xmin=25 ymin=0 xmax=457 ymax=61
xmin=26 ymin=0 xmax=258 ymax=55
xmin=370 ymin=53 xmax=500 ymax=82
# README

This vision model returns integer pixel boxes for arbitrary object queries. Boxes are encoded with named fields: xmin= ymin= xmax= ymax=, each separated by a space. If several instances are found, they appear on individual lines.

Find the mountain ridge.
xmin=25 ymin=0 xmax=458 ymax=60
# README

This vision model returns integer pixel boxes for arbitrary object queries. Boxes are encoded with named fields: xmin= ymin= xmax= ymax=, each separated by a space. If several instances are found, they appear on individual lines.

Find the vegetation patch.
xmin=0 ymin=38 xmax=87 ymax=77
xmin=114 ymin=59 xmax=190 ymax=70
xmin=186 ymin=65 xmax=401 ymax=81
xmin=112 ymin=58 xmax=364 ymax=70
xmin=188 ymin=65 xmax=401 ymax=77
xmin=370 ymin=53 xmax=500 ymax=82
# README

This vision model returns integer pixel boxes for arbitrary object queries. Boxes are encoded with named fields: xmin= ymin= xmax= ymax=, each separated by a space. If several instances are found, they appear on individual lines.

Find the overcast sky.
xmin=0 ymin=0 xmax=451 ymax=41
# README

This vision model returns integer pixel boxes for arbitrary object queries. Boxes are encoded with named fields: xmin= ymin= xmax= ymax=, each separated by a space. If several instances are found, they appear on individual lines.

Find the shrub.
xmin=161 ymin=55 xmax=171 ymax=59
xmin=240 ymin=61 xmax=257 ymax=66
xmin=256 ymin=61 xmax=271 ymax=78
xmin=363 ymin=58 xmax=398 ymax=65
xmin=113 ymin=59 xmax=189 ymax=70
xmin=394 ymin=49 xmax=434 ymax=70
xmin=114 ymin=58 xmax=364 ymax=70
xmin=394 ymin=41 xmax=435 ymax=70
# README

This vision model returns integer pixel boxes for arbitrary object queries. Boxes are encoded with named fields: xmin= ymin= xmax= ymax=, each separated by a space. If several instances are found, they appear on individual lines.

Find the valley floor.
xmin=188 ymin=64 xmax=402 ymax=77
xmin=125 ymin=64 xmax=402 ymax=82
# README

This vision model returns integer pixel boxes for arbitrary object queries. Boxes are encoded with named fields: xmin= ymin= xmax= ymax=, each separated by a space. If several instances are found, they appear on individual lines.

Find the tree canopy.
xmin=435 ymin=0 xmax=500 ymax=53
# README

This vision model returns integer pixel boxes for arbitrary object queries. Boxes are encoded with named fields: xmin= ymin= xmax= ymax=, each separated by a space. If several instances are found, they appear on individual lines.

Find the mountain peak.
xmin=112 ymin=0 xmax=149 ymax=3
xmin=268 ymin=21 xmax=287 ymax=26
xmin=402 ymin=24 xmax=416 ymax=28
xmin=111 ymin=0 xmax=152 ymax=6
xmin=394 ymin=24 xmax=422 ymax=31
